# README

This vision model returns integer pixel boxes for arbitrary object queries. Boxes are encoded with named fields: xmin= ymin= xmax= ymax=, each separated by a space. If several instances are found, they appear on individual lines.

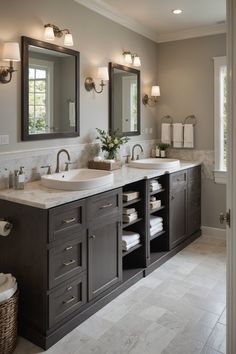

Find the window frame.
xmin=213 ymin=56 xmax=227 ymax=184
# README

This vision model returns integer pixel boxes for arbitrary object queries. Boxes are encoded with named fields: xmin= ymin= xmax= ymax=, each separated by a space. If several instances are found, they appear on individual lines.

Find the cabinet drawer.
xmin=48 ymin=232 xmax=86 ymax=289
xmin=188 ymin=166 xmax=201 ymax=181
xmin=49 ymin=200 xmax=85 ymax=243
xmin=87 ymin=189 xmax=122 ymax=223
xmin=170 ymin=171 xmax=187 ymax=190
xmin=48 ymin=273 xmax=87 ymax=328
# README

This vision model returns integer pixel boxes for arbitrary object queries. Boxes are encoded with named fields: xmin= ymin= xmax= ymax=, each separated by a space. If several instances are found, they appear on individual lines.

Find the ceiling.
xmin=75 ymin=0 xmax=226 ymax=42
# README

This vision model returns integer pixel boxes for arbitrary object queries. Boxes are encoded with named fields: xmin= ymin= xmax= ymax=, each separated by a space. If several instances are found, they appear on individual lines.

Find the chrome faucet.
xmin=55 ymin=149 xmax=71 ymax=173
xmin=131 ymin=144 xmax=144 ymax=161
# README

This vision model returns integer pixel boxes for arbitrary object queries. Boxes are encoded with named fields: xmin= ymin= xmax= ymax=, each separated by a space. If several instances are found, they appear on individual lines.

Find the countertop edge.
xmin=0 ymin=161 xmax=201 ymax=209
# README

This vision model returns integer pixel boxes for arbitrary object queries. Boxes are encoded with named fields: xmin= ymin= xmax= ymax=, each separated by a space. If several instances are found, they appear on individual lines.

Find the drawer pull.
xmin=65 ymin=246 xmax=73 ymax=251
xmin=62 ymin=217 xmax=76 ymax=224
xmin=99 ymin=203 xmax=113 ymax=209
xmin=63 ymin=260 xmax=76 ymax=266
xmin=67 ymin=286 xmax=73 ymax=291
xmin=90 ymin=235 xmax=96 ymax=240
xmin=63 ymin=296 xmax=75 ymax=305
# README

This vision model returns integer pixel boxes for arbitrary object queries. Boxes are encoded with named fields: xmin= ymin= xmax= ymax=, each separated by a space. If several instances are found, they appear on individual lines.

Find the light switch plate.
xmin=0 ymin=135 xmax=9 ymax=145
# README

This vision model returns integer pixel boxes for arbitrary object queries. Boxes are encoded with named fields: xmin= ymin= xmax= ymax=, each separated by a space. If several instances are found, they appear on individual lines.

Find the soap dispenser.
xmin=14 ymin=166 xmax=25 ymax=190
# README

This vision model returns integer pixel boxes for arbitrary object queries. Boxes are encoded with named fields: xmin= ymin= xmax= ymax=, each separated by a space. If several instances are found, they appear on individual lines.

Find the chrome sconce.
xmin=142 ymin=85 xmax=160 ymax=106
xmin=0 ymin=42 xmax=21 ymax=84
xmin=44 ymin=23 xmax=74 ymax=46
xmin=123 ymin=51 xmax=141 ymax=67
xmin=85 ymin=67 xmax=109 ymax=94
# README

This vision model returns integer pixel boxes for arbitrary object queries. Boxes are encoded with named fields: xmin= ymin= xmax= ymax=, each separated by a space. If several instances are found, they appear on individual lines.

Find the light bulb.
xmin=172 ymin=9 xmax=183 ymax=15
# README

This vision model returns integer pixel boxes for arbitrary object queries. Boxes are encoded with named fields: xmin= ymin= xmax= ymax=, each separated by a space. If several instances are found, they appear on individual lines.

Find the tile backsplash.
xmin=0 ymin=139 xmax=158 ymax=189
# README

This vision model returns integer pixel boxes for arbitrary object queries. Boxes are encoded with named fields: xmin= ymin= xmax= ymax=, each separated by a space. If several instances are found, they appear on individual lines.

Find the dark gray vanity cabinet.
xmin=169 ymin=171 xmax=188 ymax=249
xmin=169 ymin=166 xmax=201 ymax=250
xmin=87 ymin=189 xmax=122 ymax=301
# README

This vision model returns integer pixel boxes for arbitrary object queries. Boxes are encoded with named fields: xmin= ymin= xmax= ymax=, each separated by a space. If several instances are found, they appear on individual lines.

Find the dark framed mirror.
xmin=21 ymin=36 xmax=80 ymax=141
xmin=109 ymin=62 xmax=140 ymax=136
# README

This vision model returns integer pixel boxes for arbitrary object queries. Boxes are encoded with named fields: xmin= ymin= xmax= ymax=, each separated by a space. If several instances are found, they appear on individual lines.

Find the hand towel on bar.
xmin=150 ymin=223 xmax=163 ymax=237
xmin=184 ymin=124 xmax=194 ymax=148
xmin=173 ymin=123 xmax=183 ymax=148
xmin=122 ymin=239 xmax=140 ymax=251
xmin=150 ymin=215 xmax=163 ymax=228
xmin=161 ymin=123 xmax=171 ymax=144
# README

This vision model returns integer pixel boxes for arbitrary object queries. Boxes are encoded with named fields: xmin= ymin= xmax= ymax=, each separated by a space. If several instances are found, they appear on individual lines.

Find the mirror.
xmin=21 ymin=36 xmax=80 ymax=140
xmin=109 ymin=62 xmax=140 ymax=136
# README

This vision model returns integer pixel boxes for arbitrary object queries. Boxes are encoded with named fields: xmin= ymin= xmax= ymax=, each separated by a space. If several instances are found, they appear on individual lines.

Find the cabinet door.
xmin=88 ymin=217 xmax=122 ymax=301
xmin=187 ymin=167 xmax=201 ymax=235
xmin=169 ymin=186 xmax=187 ymax=249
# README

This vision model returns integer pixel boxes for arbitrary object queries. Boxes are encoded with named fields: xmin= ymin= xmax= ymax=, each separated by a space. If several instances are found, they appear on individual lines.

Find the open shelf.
xmin=150 ymin=188 xmax=165 ymax=196
xmin=150 ymin=251 xmax=168 ymax=265
xmin=122 ymin=217 xmax=142 ymax=228
xmin=122 ymin=243 xmax=142 ymax=257
xmin=150 ymin=230 xmax=166 ymax=241
xmin=149 ymin=206 xmax=165 ymax=214
xmin=123 ymin=197 xmax=142 ymax=207
xmin=122 ymin=267 xmax=144 ymax=283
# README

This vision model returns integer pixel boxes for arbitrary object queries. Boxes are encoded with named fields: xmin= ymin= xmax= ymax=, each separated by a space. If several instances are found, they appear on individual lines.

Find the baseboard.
xmin=201 ymin=226 xmax=226 ymax=239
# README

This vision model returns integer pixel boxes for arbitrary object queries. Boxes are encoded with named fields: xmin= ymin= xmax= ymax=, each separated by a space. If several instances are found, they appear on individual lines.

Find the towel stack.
xmin=122 ymin=231 xmax=141 ymax=251
xmin=150 ymin=180 xmax=162 ymax=192
xmin=150 ymin=215 xmax=163 ymax=237
xmin=123 ymin=208 xmax=138 ymax=223
xmin=0 ymin=273 xmax=17 ymax=303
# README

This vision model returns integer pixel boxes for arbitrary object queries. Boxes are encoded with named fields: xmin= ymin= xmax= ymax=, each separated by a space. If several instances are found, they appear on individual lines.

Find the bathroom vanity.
xmin=0 ymin=163 xmax=201 ymax=349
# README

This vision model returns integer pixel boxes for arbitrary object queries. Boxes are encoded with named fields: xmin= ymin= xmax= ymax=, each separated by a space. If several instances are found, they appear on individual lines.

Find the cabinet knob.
xmin=171 ymin=195 xmax=175 ymax=201
xmin=90 ymin=235 xmax=96 ymax=239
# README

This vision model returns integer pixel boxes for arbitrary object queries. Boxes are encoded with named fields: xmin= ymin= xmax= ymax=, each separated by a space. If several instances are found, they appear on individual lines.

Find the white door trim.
xmin=227 ymin=0 xmax=235 ymax=353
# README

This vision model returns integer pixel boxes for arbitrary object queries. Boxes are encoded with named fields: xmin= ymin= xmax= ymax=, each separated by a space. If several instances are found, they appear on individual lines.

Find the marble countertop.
xmin=0 ymin=161 xmax=200 ymax=209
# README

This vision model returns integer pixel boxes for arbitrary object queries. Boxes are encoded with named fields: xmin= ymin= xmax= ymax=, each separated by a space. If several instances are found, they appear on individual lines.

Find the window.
xmin=214 ymin=56 xmax=227 ymax=184
xmin=28 ymin=59 xmax=53 ymax=134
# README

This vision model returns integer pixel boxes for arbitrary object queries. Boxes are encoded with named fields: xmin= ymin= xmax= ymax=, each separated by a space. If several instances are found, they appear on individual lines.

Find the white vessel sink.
xmin=41 ymin=168 xmax=113 ymax=191
xmin=128 ymin=158 xmax=180 ymax=170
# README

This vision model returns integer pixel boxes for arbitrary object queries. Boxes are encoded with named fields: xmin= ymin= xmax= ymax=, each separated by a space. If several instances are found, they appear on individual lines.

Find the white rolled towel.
xmin=122 ymin=239 xmax=140 ymax=251
xmin=184 ymin=124 xmax=194 ymax=148
xmin=161 ymin=123 xmax=171 ymax=145
xmin=173 ymin=123 xmax=183 ymax=148
xmin=150 ymin=223 xmax=163 ymax=236
xmin=150 ymin=215 xmax=163 ymax=228
xmin=0 ymin=273 xmax=17 ymax=303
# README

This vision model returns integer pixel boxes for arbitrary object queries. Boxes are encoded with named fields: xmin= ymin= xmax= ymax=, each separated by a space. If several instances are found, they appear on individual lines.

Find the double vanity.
xmin=0 ymin=159 xmax=201 ymax=349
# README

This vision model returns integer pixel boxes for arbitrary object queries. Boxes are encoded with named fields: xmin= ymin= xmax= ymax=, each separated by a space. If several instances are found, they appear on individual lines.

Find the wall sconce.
xmin=85 ymin=67 xmax=109 ymax=94
xmin=142 ymin=85 xmax=160 ymax=106
xmin=0 ymin=42 xmax=21 ymax=84
xmin=123 ymin=51 xmax=141 ymax=67
xmin=44 ymin=24 xmax=74 ymax=46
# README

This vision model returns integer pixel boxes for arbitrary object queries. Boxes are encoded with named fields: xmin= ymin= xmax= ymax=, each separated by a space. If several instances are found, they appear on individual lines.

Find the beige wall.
xmin=0 ymin=0 xmax=158 ymax=153
xmin=156 ymin=34 xmax=227 ymax=229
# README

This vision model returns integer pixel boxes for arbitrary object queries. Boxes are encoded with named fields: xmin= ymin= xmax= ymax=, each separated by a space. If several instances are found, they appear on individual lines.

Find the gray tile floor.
xmin=14 ymin=234 xmax=226 ymax=354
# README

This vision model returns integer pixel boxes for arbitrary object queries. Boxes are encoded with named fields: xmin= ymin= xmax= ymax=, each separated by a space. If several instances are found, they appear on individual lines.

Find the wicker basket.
xmin=0 ymin=290 xmax=19 ymax=354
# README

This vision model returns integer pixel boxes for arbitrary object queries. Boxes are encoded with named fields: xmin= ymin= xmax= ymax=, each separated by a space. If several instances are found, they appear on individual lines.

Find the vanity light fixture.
xmin=85 ymin=66 xmax=109 ymax=94
xmin=142 ymin=85 xmax=160 ymax=106
xmin=44 ymin=24 xmax=74 ymax=46
xmin=0 ymin=42 xmax=21 ymax=84
xmin=123 ymin=51 xmax=141 ymax=67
